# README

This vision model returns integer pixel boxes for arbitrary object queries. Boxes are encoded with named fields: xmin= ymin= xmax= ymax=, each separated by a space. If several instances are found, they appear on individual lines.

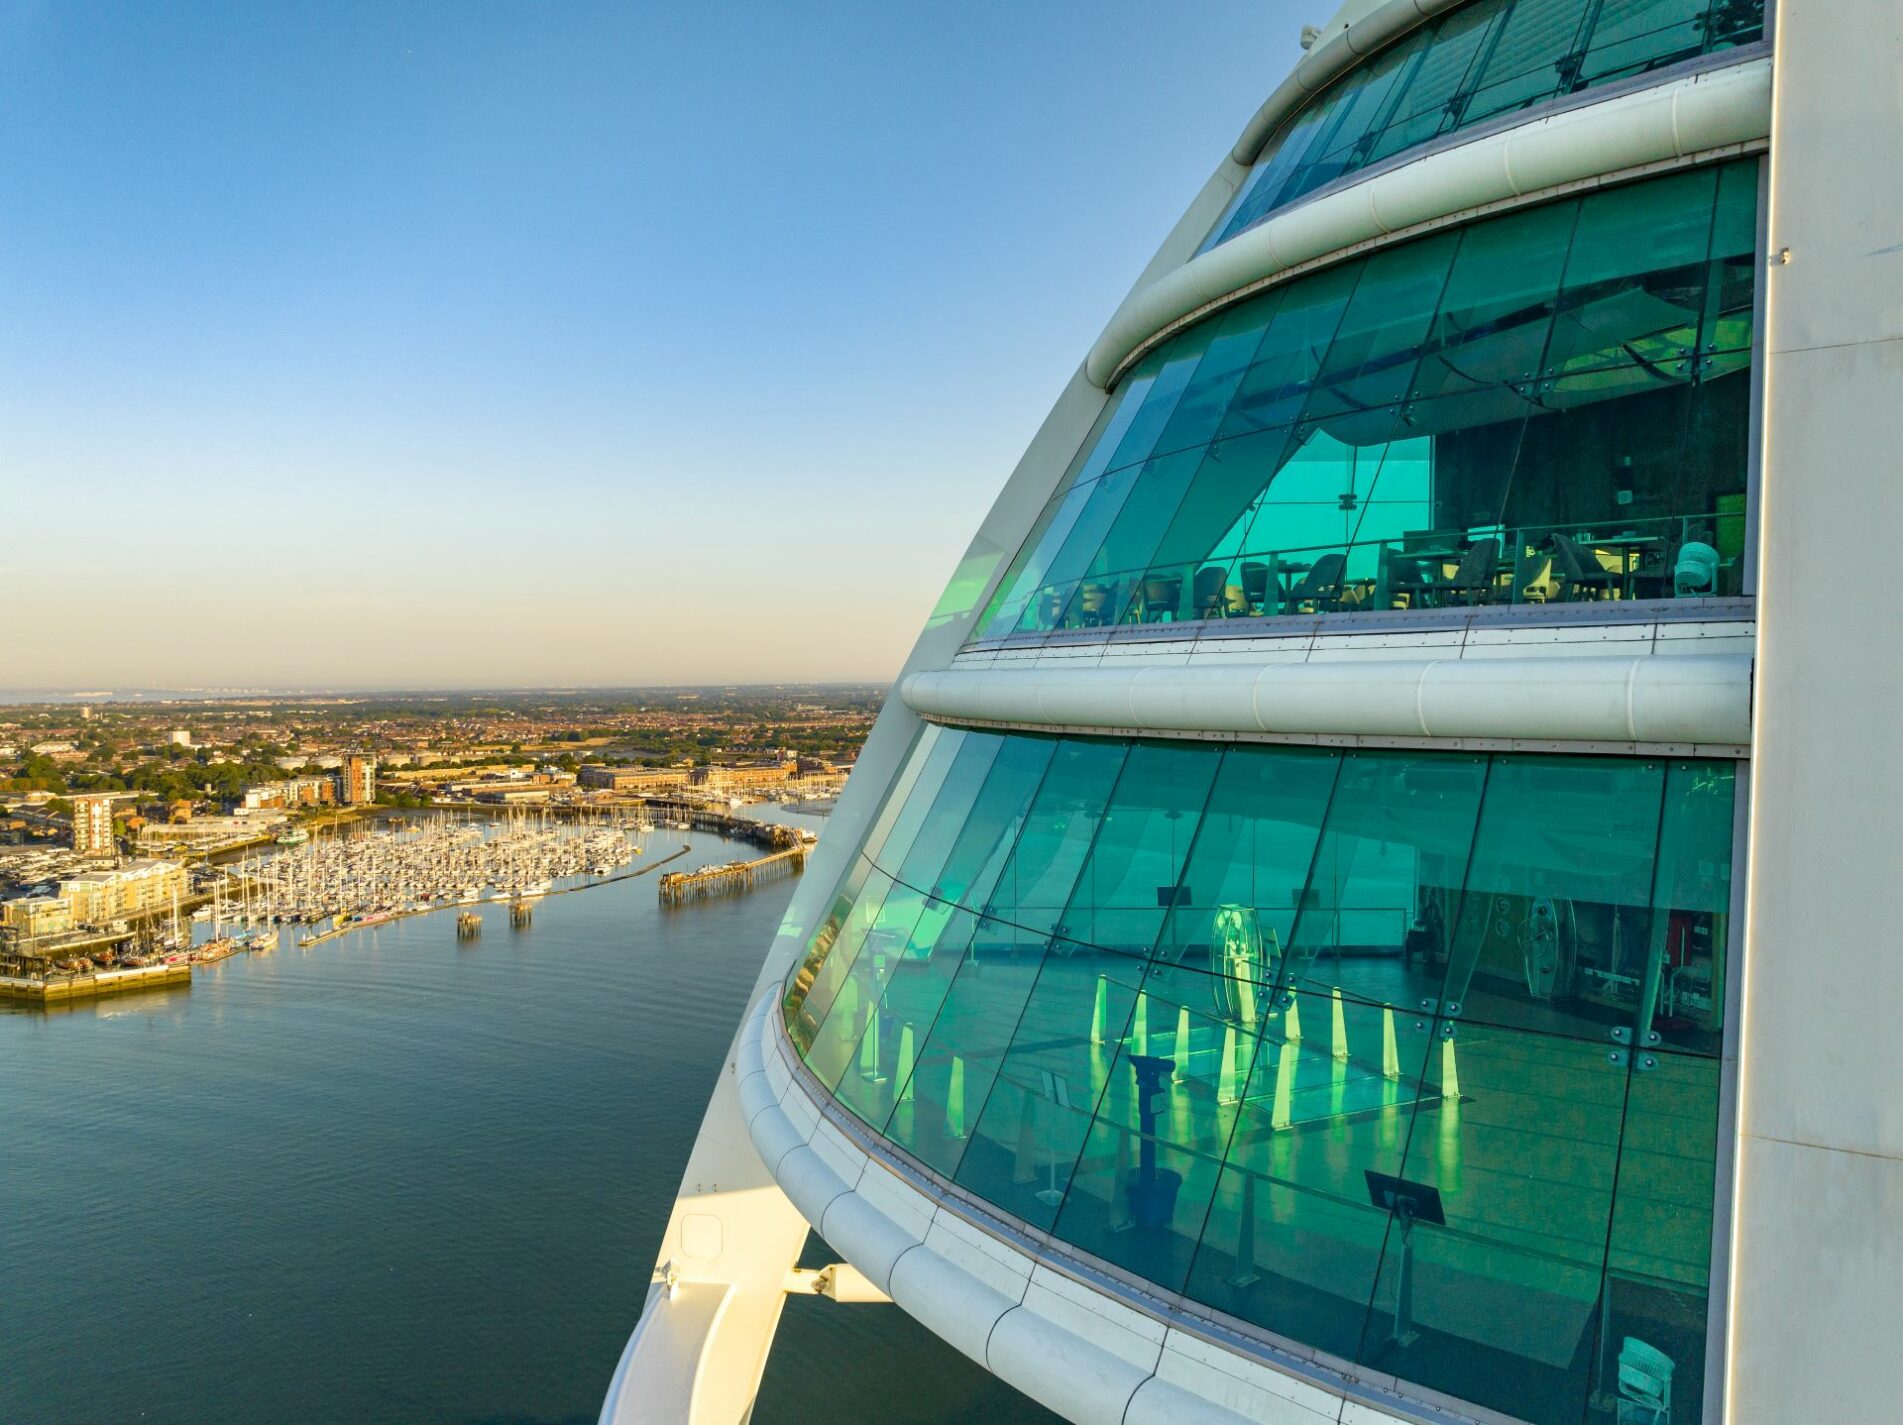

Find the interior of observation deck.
xmin=781 ymin=725 xmax=1735 ymax=1425
xmin=975 ymin=159 xmax=1760 ymax=644
xmin=1205 ymin=0 xmax=1766 ymax=253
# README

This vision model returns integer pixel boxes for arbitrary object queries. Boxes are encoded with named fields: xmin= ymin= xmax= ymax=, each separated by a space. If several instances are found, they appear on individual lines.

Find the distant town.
xmin=0 ymin=686 xmax=880 ymax=991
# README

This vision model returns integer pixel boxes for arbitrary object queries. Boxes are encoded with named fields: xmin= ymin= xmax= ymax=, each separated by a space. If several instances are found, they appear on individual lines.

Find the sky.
xmin=1 ymin=0 xmax=1306 ymax=691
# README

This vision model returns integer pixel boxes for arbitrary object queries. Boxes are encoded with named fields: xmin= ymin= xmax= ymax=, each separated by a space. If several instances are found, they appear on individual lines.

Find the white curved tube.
xmin=1088 ymin=57 xmax=1772 ymax=388
xmin=902 ymin=653 xmax=1753 ymax=747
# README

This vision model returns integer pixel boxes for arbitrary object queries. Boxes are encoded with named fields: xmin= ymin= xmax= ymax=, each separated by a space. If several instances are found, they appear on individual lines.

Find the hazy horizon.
xmin=2 ymin=1 xmax=1300 ymax=687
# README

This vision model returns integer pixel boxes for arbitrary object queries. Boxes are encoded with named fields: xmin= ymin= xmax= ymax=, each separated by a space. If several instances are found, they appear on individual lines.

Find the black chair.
xmin=1286 ymin=552 xmax=1346 ymax=612
xmin=1240 ymin=562 xmax=1272 ymax=613
xmin=1546 ymin=533 xmax=1617 ymax=601
xmin=1385 ymin=551 xmax=1434 ymax=609
xmin=1441 ymin=538 xmax=1502 ymax=606
xmin=1193 ymin=566 xmax=1230 ymax=618
xmin=1140 ymin=575 xmax=1184 ymax=622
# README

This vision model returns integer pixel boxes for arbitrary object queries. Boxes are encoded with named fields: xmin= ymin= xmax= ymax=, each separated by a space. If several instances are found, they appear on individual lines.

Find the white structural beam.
xmin=1732 ymin=3 xmax=1903 ymax=1422
xmin=1088 ymin=56 xmax=1771 ymax=388
xmin=902 ymin=653 xmax=1753 ymax=748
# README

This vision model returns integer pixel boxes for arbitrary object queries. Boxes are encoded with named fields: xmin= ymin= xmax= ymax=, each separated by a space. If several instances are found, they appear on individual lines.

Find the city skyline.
xmin=2 ymin=1 xmax=1301 ymax=688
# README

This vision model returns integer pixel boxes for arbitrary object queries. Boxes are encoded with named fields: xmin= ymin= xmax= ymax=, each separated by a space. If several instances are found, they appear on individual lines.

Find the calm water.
xmin=1 ymin=823 xmax=1057 ymax=1425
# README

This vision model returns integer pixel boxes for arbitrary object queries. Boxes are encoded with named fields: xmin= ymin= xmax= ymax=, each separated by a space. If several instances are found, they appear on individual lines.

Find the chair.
xmin=1140 ymin=575 xmax=1183 ymax=622
xmin=1077 ymin=581 xmax=1117 ymax=628
xmin=1546 ymin=532 xmax=1618 ymax=601
xmin=1285 ymin=553 xmax=1346 ymax=613
xmin=1240 ymin=562 xmax=1272 ymax=613
xmin=1193 ymin=566 xmax=1230 ymax=618
xmin=1631 ymin=538 xmax=1678 ymax=601
xmin=1441 ymin=538 xmax=1501 ymax=606
xmin=1513 ymin=552 xmax=1559 ymax=604
xmin=1384 ymin=550 xmax=1434 ymax=609
xmin=1616 ymin=1337 xmax=1673 ymax=1424
xmin=1673 ymin=541 xmax=1719 ymax=597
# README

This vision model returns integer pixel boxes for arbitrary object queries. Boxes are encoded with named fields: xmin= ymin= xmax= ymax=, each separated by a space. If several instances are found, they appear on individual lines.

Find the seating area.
xmin=1030 ymin=510 xmax=1744 ymax=628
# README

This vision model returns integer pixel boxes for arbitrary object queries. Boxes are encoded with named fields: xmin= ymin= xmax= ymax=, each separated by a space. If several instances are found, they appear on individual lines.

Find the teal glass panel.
xmin=975 ymin=161 xmax=1759 ymax=644
xmin=1304 ymin=231 xmax=1458 ymax=418
xmin=804 ymin=872 xmax=933 ymax=1092
xmin=1461 ymin=0 xmax=1594 ymax=126
xmin=1218 ymin=262 xmax=1360 ymax=440
xmin=1578 ymin=0 xmax=1720 ymax=87
xmin=1055 ymin=976 xmax=1247 ymax=1291
xmin=982 ymin=738 xmax=1130 ymax=936
xmin=1357 ymin=1022 xmax=1630 ymax=1425
xmin=1057 ymin=740 xmax=1221 ymax=958
xmin=1208 ymin=0 xmax=1761 ymax=249
xmin=976 ymin=369 xmax=1161 ymax=637
xmin=783 ymin=733 xmax=1741 ymax=1425
xmin=862 ymin=725 xmax=965 ymax=877
xmin=1640 ymin=762 xmax=1734 ymax=1055
xmin=1594 ymin=1049 xmax=1719 ymax=1425
xmin=901 ymin=912 xmax=1058 ymax=1178
xmin=1181 ymin=981 xmax=1431 ymax=1359
xmin=953 ymin=952 xmax=1137 ymax=1230
xmin=1152 ymin=742 xmax=1342 ymax=985
xmin=1440 ymin=755 xmax=1669 ymax=1044
xmin=843 ymin=900 xmax=980 ymax=1135
xmin=787 ymin=867 xmax=893 ymax=1059
xmin=878 ymin=731 xmax=1007 ymax=885
xmin=1281 ymin=750 xmax=1489 ymax=1009
xmin=1362 ymin=2 xmax=1498 ymax=164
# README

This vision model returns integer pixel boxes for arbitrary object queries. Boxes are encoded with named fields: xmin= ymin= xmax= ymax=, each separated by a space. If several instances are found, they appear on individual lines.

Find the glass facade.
xmin=1209 ymin=0 xmax=1765 ymax=250
xmin=976 ymin=160 xmax=1758 ymax=643
xmin=784 ymin=725 xmax=1735 ymax=1425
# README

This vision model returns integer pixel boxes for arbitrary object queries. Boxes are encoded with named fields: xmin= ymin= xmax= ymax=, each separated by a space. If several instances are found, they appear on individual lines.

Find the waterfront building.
xmin=578 ymin=765 xmax=691 ymax=793
xmin=238 ymin=776 xmax=334 ymax=812
xmin=1 ymin=895 xmax=74 ymax=940
xmin=57 ymin=859 xmax=186 ymax=926
xmin=690 ymin=760 xmax=801 ymax=793
xmin=338 ymin=754 xmax=376 ymax=806
xmin=606 ymin=6 xmax=1900 ymax=1425
xmin=69 ymin=793 xmax=115 ymax=856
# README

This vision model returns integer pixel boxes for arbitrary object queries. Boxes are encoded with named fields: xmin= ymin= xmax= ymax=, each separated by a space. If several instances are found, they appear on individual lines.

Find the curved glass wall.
xmin=1208 ymin=0 xmax=1765 ymax=250
xmin=784 ymin=725 xmax=1736 ymax=1425
xmin=976 ymin=160 xmax=1758 ymax=643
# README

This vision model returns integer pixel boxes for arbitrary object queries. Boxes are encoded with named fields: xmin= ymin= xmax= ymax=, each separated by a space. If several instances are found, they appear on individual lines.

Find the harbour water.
xmin=0 ymin=820 xmax=1055 ymax=1425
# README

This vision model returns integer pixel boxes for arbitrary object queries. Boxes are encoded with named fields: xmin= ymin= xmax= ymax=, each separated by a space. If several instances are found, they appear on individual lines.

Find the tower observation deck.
xmin=603 ymin=4 xmax=1903 ymax=1422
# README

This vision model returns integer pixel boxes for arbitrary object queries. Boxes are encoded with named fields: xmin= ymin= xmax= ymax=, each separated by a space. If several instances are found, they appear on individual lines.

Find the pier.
xmin=659 ymin=846 xmax=806 ymax=906
xmin=0 ymin=961 xmax=192 ymax=1002
xmin=634 ymin=799 xmax=809 ymax=851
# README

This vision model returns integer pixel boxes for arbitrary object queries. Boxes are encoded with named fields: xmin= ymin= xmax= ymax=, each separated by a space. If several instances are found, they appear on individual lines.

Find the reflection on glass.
xmin=1208 ymin=0 xmax=1765 ymax=249
xmin=975 ymin=161 xmax=1760 ymax=643
xmin=784 ymin=728 xmax=1736 ymax=1425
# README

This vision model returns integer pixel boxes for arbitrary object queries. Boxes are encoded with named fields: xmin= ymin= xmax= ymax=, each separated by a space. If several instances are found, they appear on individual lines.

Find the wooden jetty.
xmin=0 ymin=961 xmax=192 ymax=1003
xmin=659 ymin=846 xmax=807 ymax=906
xmin=456 ymin=911 xmax=482 ymax=940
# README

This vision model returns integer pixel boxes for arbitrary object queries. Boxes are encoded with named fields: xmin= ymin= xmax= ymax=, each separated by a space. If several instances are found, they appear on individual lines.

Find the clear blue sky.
xmin=1 ymin=0 xmax=1305 ymax=690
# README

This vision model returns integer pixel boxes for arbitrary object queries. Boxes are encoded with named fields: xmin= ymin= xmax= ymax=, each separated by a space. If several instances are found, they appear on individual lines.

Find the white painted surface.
xmin=1090 ymin=57 xmax=1772 ymax=387
xmin=1735 ymin=6 xmax=1903 ymax=1417
xmin=903 ymin=652 xmax=1752 ymax=748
